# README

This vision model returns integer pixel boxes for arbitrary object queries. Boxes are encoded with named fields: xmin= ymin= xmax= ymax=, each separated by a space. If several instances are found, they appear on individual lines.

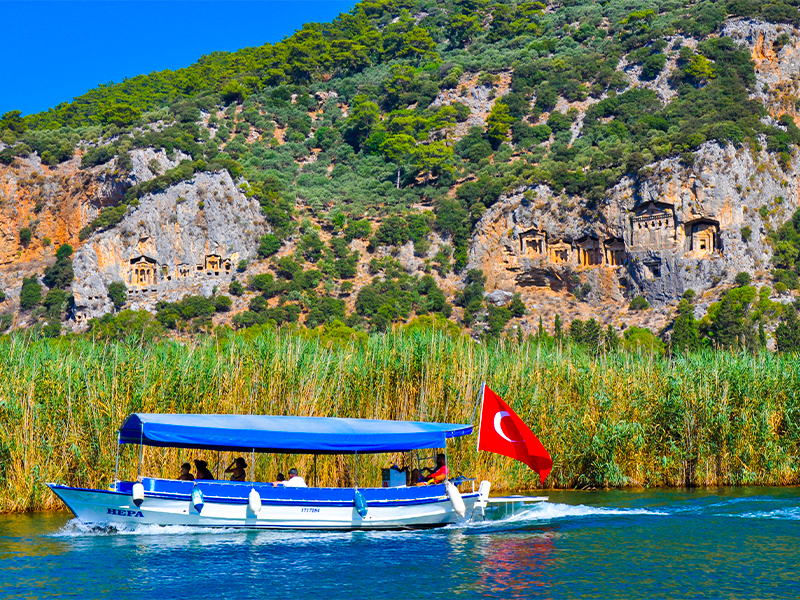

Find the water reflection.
xmin=476 ymin=529 xmax=556 ymax=595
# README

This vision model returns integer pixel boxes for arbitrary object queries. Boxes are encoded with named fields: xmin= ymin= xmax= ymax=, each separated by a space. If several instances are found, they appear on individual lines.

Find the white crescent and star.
xmin=493 ymin=411 xmax=519 ymax=443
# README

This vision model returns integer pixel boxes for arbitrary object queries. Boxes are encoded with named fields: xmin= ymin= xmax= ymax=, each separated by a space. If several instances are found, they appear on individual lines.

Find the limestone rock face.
xmin=71 ymin=170 xmax=266 ymax=327
xmin=468 ymin=140 xmax=800 ymax=306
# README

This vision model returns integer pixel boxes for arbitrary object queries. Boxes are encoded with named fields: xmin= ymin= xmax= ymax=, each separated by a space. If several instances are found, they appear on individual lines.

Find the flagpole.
xmin=473 ymin=381 xmax=486 ymax=451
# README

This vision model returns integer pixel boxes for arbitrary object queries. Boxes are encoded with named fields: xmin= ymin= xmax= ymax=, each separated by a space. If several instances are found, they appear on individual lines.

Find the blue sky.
xmin=0 ymin=1 xmax=356 ymax=117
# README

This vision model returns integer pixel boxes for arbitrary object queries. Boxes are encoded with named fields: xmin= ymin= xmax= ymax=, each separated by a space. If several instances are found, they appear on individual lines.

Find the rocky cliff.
xmin=71 ymin=169 xmax=266 ymax=325
xmin=2 ymin=16 xmax=800 ymax=337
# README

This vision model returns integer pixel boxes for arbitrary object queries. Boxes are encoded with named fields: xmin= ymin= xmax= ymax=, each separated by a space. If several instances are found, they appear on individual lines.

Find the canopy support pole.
xmin=444 ymin=443 xmax=449 ymax=483
xmin=251 ymin=449 xmax=255 ymax=485
xmin=113 ymin=433 xmax=120 ymax=490
xmin=314 ymin=454 xmax=318 ymax=487
xmin=216 ymin=451 xmax=220 ymax=480
xmin=137 ymin=429 xmax=143 ymax=480
xmin=354 ymin=451 xmax=358 ymax=489
xmin=470 ymin=381 xmax=485 ymax=426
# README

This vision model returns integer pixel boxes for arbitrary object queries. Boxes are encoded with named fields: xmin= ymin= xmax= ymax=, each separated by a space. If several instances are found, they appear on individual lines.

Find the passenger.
xmin=194 ymin=459 xmax=214 ymax=480
xmin=225 ymin=457 xmax=248 ymax=482
xmin=409 ymin=468 xmax=426 ymax=486
xmin=276 ymin=473 xmax=286 ymax=482
xmin=283 ymin=467 xmax=307 ymax=488
xmin=177 ymin=462 xmax=194 ymax=481
xmin=423 ymin=453 xmax=448 ymax=485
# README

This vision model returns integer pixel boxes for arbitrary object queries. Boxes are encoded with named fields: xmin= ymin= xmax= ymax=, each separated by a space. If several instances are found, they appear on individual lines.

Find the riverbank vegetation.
xmin=1 ymin=327 xmax=798 ymax=513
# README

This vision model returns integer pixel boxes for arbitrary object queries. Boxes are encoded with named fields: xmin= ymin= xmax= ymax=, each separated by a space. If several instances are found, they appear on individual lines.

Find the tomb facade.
xmin=686 ymin=219 xmax=720 ymax=256
xmin=630 ymin=202 xmax=676 ymax=251
xmin=517 ymin=229 xmax=626 ymax=268
xmin=128 ymin=255 xmax=159 ymax=287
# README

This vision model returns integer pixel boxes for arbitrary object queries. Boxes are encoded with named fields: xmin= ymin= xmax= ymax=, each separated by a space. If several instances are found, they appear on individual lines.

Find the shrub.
xmin=42 ymin=288 xmax=67 ymax=318
xmin=629 ymin=296 xmax=650 ymax=310
xmin=229 ymin=279 xmax=245 ymax=296
xmin=20 ymin=277 xmax=42 ymax=310
xmin=89 ymin=310 xmax=165 ymax=341
xmin=257 ymin=234 xmax=282 ymax=258
xmin=215 ymin=295 xmax=233 ymax=312
xmin=108 ymin=281 xmax=127 ymax=310
xmin=741 ymin=226 xmax=752 ymax=242
xmin=0 ymin=289 xmax=5 ymax=303
xmin=734 ymin=272 xmax=752 ymax=287
xmin=43 ymin=246 xmax=74 ymax=289
xmin=19 ymin=228 xmax=31 ymax=244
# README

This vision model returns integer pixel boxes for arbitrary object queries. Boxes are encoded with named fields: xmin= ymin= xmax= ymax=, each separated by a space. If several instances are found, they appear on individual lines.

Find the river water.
xmin=0 ymin=487 xmax=798 ymax=599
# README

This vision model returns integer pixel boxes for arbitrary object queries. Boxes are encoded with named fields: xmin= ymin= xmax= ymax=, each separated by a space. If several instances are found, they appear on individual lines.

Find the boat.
xmin=47 ymin=413 xmax=495 ymax=530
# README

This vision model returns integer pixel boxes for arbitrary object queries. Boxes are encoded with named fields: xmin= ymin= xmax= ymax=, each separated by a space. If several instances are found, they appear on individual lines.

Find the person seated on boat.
xmin=194 ymin=459 xmax=214 ymax=480
xmin=225 ymin=457 xmax=248 ymax=482
xmin=422 ymin=453 xmax=448 ymax=485
xmin=177 ymin=462 xmax=194 ymax=481
xmin=409 ymin=468 xmax=426 ymax=486
xmin=275 ymin=472 xmax=286 ymax=484
xmin=283 ymin=467 xmax=307 ymax=488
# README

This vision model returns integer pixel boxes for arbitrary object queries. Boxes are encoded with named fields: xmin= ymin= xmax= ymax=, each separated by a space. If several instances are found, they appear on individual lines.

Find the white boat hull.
xmin=48 ymin=482 xmax=487 ymax=530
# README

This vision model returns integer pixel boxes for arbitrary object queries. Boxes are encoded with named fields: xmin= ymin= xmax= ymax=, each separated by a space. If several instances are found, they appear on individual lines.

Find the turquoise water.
xmin=1 ymin=487 xmax=798 ymax=599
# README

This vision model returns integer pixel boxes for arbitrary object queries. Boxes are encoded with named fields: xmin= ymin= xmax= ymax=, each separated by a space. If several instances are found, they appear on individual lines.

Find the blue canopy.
xmin=118 ymin=414 xmax=473 ymax=454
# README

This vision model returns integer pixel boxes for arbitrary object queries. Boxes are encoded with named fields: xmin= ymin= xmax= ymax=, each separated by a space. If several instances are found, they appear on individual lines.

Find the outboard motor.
xmin=131 ymin=482 xmax=145 ymax=508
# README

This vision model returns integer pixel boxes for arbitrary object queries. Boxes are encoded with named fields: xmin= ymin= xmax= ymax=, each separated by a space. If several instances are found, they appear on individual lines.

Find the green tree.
xmin=0 ymin=110 xmax=26 ymax=133
xmin=775 ymin=304 xmax=800 ymax=352
xmin=108 ymin=281 xmax=127 ymax=310
xmin=671 ymin=299 xmax=700 ymax=353
xmin=43 ymin=252 xmax=74 ymax=289
xmin=19 ymin=228 xmax=31 ymax=245
xmin=604 ymin=325 xmax=620 ymax=351
xmin=258 ymin=234 xmax=282 ymax=258
xmin=583 ymin=318 xmax=602 ymax=352
xmin=229 ymin=279 xmax=245 ymax=296
xmin=485 ymin=103 xmax=514 ymax=148
xmin=554 ymin=314 xmax=563 ymax=341
xmin=20 ymin=276 xmax=42 ymax=310
xmin=215 ymin=295 xmax=233 ymax=312
xmin=89 ymin=310 xmax=165 ymax=341
xmin=100 ymin=103 xmax=141 ymax=126
xmin=709 ymin=293 xmax=743 ymax=349
xmin=42 ymin=288 xmax=67 ymax=319
xmin=570 ymin=319 xmax=585 ymax=343
xmin=380 ymin=134 xmax=416 ymax=188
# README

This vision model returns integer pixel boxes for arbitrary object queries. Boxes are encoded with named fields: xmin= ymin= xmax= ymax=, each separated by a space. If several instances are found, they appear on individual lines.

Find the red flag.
xmin=477 ymin=384 xmax=552 ymax=484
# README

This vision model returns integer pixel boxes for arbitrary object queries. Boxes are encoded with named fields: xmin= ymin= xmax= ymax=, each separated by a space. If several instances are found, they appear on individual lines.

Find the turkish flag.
xmin=477 ymin=384 xmax=552 ymax=484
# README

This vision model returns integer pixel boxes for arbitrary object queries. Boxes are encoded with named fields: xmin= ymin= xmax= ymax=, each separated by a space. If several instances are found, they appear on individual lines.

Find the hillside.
xmin=3 ymin=0 xmax=800 ymax=350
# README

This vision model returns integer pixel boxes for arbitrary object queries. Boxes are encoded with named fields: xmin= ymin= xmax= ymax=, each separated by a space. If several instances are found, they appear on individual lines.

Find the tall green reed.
xmin=0 ymin=330 xmax=799 ymax=512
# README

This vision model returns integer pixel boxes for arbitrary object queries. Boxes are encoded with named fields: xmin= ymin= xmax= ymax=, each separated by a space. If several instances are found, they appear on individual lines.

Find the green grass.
xmin=1 ymin=329 xmax=799 ymax=512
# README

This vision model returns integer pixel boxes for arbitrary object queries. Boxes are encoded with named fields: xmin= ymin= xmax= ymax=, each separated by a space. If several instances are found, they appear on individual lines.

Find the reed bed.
xmin=1 ymin=330 xmax=799 ymax=513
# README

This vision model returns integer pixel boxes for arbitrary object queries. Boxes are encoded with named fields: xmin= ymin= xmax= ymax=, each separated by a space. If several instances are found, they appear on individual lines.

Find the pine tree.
xmin=671 ymin=299 xmax=700 ymax=354
xmin=711 ymin=294 xmax=743 ymax=349
xmin=554 ymin=314 xmax=563 ymax=341
xmin=569 ymin=319 xmax=584 ymax=344
xmin=604 ymin=325 xmax=620 ymax=351
xmin=583 ymin=318 xmax=602 ymax=353
xmin=775 ymin=304 xmax=800 ymax=352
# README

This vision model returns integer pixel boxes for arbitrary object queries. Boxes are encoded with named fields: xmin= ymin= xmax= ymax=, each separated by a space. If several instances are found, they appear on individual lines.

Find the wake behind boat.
xmin=48 ymin=413 xmax=493 ymax=530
